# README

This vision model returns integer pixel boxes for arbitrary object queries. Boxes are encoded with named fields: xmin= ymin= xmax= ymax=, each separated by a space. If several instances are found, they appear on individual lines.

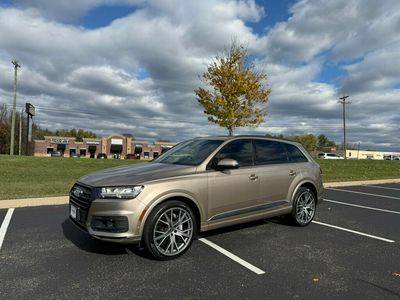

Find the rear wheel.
xmin=290 ymin=187 xmax=316 ymax=226
xmin=142 ymin=200 xmax=196 ymax=260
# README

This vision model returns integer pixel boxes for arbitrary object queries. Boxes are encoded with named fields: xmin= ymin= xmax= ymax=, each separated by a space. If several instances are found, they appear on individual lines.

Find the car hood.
xmin=77 ymin=162 xmax=197 ymax=187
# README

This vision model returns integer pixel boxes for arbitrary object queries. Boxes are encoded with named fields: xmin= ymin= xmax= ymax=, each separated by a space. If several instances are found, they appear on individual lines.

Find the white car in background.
xmin=318 ymin=153 xmax=344 ymax=160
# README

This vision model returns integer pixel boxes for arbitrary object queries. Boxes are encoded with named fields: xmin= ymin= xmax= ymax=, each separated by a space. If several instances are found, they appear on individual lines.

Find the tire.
xmin=142 ymin=200 xmax=196 ymax=260
xmin=289 ymin=187 xmax=316 ymax=226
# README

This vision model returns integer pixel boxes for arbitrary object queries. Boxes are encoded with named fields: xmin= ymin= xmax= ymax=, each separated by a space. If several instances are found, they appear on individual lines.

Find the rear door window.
xmin=285 ymin=144 xmax=309 ymax=163
xmin=254 ymin=140 xmax=288 ymax=165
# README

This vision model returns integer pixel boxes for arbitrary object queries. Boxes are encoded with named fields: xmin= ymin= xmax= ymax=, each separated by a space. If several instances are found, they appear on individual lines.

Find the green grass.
xmin=0 ymin=155 xmax=399 ymax=200
xmin=0 ymin=155 xmax=144 ymax=200
xmin=317 ymin=159 xmax=400 ymax=182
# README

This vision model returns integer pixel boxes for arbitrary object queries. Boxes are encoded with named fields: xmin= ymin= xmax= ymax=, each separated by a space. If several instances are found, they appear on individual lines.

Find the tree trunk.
xmin=228 ymin=126 xmax=233 ymax=136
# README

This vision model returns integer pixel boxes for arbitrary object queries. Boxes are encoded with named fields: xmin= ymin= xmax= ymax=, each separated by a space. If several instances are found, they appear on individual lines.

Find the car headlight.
xmin=99 ymin=186 xmax=144 ymax=199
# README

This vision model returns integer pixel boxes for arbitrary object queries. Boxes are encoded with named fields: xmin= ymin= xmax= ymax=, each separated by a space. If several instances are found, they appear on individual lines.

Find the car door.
xmin=253 ymin=139 xmax=298 ymax=204
xmin=207 ymin=139 xmax=259 ymax=221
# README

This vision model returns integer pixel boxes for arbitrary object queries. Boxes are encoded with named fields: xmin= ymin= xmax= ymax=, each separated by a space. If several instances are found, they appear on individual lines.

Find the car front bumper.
xmin=69 ymin=195 xmax=146 ymax=244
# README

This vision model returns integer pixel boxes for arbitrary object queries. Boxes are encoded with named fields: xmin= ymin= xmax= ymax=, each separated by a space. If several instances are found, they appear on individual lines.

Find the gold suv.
xmin=69 ymin=136 xmax=323 ymax=260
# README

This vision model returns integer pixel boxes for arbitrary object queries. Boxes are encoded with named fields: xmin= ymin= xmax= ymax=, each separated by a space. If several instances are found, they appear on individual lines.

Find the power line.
xmin=2 ymin=103 xmax=349 ymax=128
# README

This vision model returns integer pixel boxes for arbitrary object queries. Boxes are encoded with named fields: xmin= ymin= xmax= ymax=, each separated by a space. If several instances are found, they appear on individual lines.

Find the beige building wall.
xmin=346 ymin=150 xmax=400 ymax=160
xmin=33 ymin=136 xmax=176 ymax=159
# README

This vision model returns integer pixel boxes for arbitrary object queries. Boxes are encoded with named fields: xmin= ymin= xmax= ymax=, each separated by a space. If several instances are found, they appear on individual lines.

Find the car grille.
xmin=69 ymin=183 xmax=93 ymax=227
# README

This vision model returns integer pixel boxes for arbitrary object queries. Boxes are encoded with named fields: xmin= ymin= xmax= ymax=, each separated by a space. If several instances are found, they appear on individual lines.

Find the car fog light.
xmin=91 ymin=216 xmax=129 ymax=233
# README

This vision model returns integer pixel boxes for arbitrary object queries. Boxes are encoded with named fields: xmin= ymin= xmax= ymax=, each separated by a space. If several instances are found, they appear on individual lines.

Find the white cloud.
xmin=0 ymin=0 xmax=399 ymax=150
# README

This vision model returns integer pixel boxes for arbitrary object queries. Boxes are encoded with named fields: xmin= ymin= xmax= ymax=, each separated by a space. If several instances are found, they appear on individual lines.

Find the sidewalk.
xmin=1 ymin=178 xmax=400 ymax=209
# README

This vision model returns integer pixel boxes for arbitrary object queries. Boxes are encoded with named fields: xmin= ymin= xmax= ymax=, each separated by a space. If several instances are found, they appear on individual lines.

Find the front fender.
xmin=136 ymin=190 xmax=204 ymax=237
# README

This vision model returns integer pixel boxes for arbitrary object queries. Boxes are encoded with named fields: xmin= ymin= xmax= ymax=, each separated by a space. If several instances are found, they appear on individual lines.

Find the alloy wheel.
xmin=295 ymin=190 xmax=316 ymax=225
xmin=153 ymin=207 xmax=194 ymax=256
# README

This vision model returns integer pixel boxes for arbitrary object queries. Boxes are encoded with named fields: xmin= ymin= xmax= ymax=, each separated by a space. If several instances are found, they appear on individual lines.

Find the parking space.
xmin=325 ymin=187 xmax=400 ymax=212
xmin=1 ymin=184 xmax=400 ymax=298
xmin=327 ymin=186 xmax=400 ymax=200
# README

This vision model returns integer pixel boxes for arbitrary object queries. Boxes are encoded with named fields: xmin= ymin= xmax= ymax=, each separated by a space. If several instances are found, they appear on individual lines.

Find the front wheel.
xmin=142 ymin=200 xmax=196 ymax=260
xmin=290 ymin=187 xmax=316 ymax=226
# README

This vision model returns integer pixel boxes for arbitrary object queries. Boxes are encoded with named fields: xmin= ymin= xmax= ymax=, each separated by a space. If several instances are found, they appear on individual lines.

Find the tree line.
xmin=0 ymin=104 xmax=97 ymax=155
xmin=265 ymin=133 xmax=337 ymax=152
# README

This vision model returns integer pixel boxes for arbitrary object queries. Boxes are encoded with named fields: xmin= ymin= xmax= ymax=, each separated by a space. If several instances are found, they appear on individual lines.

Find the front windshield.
xmin=154 ymin=139 xmax=223 ymax=166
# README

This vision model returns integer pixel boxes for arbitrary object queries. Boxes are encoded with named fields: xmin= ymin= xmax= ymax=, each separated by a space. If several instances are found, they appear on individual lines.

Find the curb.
xmin=0 ymin=196 xmax=68 ymax=209
xmin=323 ymin=178 xmax=400 ymax=188
xmin=1 ymin=178 xmax=399 ymax=209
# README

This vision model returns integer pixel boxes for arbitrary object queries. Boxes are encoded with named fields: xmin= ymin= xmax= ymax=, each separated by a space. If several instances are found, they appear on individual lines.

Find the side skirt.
xmin=208 ymin=200 xmax=289 ymax=222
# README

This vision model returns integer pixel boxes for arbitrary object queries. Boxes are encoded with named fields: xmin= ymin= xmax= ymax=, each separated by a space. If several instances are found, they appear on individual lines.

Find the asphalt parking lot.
xmin=1 ymin=184 xmax=400 ymax=299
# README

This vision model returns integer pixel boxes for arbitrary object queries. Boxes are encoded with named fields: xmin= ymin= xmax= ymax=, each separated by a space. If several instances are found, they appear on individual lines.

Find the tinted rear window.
xmin=285 ymin=144 xmax=309 ymax=163
xmin=254 ymin=140 xmax=288 ymax=165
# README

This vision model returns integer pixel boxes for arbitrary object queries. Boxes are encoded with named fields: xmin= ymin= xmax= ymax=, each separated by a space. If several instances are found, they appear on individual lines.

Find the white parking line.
xmin=0 ymin=208 xmax=15 ymax=250
xmin=323 ymin=198 xmax=400 ymax=215
xmin=312 ymin=221 xmax=395 ymax=243
xmin=198 ymin=238 xmax=265 ymax=275
xmin=327 ymin=188 xmax=400 ymax=200
xmin=366 ymin=185 xmax=400 ymax=191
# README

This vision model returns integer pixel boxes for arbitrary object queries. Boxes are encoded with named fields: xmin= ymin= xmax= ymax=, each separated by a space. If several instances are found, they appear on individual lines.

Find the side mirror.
xmin=216 ymin=158 xmax=239 ymax=170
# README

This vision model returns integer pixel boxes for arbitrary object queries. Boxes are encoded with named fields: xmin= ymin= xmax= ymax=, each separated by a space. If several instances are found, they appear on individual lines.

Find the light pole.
xmin=338 ymin=95 xmax=350 ymax=159
xmin=10 ymin=60 xmax=21 ymax=155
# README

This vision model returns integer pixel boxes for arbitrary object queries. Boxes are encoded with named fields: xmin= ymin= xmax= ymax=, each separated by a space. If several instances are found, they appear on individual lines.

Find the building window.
xmin=47 ymin=147 xmax=54 ymax=154
xmin=69 ymin=149 xmax=76 ymax=157
xmin=144 ymin=152 xmax=150 ymax=159
xmin=134 ymin=145 xmax=142 ymax=159
xmin=57 ymin=144 xmax=66 ymax=155
xmin=88 ymin=146 xmax=97 ymax=158
xmin=349 ymin=152 xmax=351 ymax=157
xmin=153 ymin=152 xmax=159 ymax=159
xmin=80 ymin=149 xmax=86 ymax=157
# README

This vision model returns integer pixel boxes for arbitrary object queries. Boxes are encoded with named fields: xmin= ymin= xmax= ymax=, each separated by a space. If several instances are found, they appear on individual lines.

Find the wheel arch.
xmin=292 ymin=180 xmax=318 ymax=203
xmin=138 ymin=192 xmax=203 ymax=236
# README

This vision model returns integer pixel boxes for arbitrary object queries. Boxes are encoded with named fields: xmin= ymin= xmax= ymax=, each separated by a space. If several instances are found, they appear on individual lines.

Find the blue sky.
xmin=78 ymin=0 xmax=341 ymax=86
xmin=0 ymin=0 xmax=399 ymax=150
xmin=81 ymin=5 xmax=138 ymax=29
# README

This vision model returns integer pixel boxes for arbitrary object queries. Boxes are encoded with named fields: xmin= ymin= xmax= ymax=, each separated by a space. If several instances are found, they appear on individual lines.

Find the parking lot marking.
xmin=326 ymin=188 xmax=400 ymax=200
xmin=323 ymin=198 xmax=400 ymax=215
xmin=312 ymin=221 xmax=395 ymax=243
xmin=0 ymin=208 xmax=14 ymax=250
xmin=366 ymin=185 xmax=400 ymax=191
xmin=198 ymin=238 xmax=266 ymax=275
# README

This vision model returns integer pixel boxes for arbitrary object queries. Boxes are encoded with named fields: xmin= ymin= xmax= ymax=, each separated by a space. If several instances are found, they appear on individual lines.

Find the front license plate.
xmin=70 ymin=205 xmax=77 ymax=219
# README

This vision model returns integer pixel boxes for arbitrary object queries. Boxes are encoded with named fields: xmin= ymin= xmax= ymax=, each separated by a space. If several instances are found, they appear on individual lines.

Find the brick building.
xmin=33 ymin=135 xmax=176 ymax=159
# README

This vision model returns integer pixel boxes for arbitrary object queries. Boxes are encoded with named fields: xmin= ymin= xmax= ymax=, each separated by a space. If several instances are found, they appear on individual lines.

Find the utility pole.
xmin=338 ymin=95 xmax=350 ymax=159
xmin=18 ymin=108 xmax=23 ymax=155
xmin=10 ymin=60 xmax=21 ymax=155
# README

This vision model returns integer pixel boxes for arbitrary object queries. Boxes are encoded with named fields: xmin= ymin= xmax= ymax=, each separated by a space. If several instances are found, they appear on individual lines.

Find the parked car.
xmin=69 ymin=136 xmax=323 ymax=260
xmin=50 ymin=151 xmax=62 ymax=157
xmin=97 ymin=153 xmax=107 ymax=159
xmin=317 ymin=152 xmax=344 ymax=160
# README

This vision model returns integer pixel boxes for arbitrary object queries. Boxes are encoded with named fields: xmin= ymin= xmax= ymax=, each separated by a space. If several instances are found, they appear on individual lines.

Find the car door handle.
xmin=289 ymin=170 xmax=297 ymax=177
xmin=249 ymin=174 xmax=258 ymax=181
